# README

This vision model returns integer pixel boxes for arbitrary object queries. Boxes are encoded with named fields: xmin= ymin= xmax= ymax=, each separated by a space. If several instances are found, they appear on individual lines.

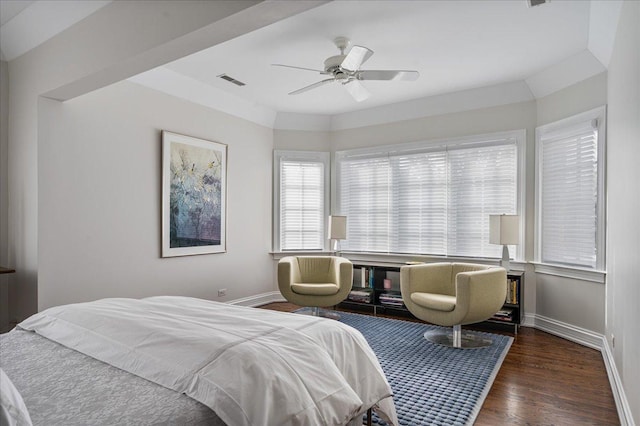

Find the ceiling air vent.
xmin=527 ymin=0 xmax=549 ymax=7
xmin=217 ymin=74 xmax=246 ymax=87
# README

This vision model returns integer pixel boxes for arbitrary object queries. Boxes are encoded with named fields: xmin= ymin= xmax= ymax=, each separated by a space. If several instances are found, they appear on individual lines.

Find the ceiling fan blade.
xmin=343 ymin=80 xmax=371 ymax=102
xmin=289 ymin=78 xmax=335 ymax=95
xmin=357 ymin=70 xmax=420 ymax=81
xmin=272 ymin=64 xmax=328 ymax=74
xmin=340 ymin=45 xmax=373 ymax=72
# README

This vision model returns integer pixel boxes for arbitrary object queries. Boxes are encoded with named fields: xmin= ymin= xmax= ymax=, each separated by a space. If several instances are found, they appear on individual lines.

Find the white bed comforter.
xmin=18 ymin=296 xmax=397 ymax=426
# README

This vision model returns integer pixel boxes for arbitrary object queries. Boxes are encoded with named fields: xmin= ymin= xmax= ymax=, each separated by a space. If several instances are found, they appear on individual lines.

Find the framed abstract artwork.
xmin=162 ymin=131 xmax=227 ymax=257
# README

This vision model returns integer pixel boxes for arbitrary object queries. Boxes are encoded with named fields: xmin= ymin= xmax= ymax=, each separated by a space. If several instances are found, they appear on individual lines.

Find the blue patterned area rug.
xmin=337 ymin=312 xmax=513 ymax=426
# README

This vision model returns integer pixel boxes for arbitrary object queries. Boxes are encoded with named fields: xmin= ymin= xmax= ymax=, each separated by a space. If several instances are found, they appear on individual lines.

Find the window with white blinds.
xmin=274 ymin=151 xmax=329 ymax=251
xmin=337 ymin=131 xmax=522 ymax=258
xmin=340 ymin=157 xmax=391 ymax=253
xmin=447 ymin=144 xmax=518 ymax=257
xmin=536 ymin=106 xmax=606 ymax=270
xmin=390 ymin=151 xmax=447 ymax=255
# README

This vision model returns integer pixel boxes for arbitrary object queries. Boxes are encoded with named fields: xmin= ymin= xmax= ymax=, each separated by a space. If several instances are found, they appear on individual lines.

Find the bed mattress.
xmin=0 ymin=329 xmax=225 ymax=426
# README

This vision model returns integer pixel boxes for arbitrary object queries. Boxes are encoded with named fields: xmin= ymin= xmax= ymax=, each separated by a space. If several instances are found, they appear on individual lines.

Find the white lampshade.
xmin=489 ymin=215 xmax=520 ymax=245
xmin=327 ymin=215 xmax=347 ymax=240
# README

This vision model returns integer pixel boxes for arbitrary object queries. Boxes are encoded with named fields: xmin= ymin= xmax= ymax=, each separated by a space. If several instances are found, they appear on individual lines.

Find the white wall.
xmin=536 ymin=72 xmax=608 ymax=124
xmin=535 ymin=275 xmax=605 ymax=333
xmin=534 ymin=73 xmax=608 ymax=336
xmin=273 ymin=129 xmax=331 ymax=152
xmin=0 ymin=60 xmax=8 ymax=331
xmin=4 ymin=0 xmax=319 ymax=322
xmin=6 ymin=0 xmax=252 ymax=323
xmin=606 ymin=0 xmax=640 ymax=422
xmin=37 ymin=81 xmax=273 ymax=309
xmin=330 ymin=101 xmax=536 ymax=151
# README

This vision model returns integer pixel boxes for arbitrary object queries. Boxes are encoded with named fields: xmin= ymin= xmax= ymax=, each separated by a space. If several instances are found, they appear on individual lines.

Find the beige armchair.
xmin=400 ymin=262 xmax=507 ymax=348
xmin=278 ymin=256 xmax=353 ymax=318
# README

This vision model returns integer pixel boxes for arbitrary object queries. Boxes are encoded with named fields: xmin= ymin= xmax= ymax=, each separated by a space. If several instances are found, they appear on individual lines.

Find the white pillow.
xmin=0 ymin=368 xmax=33 ymax=426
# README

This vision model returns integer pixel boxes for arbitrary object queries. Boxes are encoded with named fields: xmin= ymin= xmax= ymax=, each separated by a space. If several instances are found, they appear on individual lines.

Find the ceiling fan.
xmin=272 ymin=37 xmax=419 ymax=102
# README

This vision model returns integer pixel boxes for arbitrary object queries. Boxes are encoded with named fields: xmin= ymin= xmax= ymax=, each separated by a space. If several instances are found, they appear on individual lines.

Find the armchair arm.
xmin=455 ymin=267 xmax=507 ymax=324
xmin=332 ymin=258 xmax=352 ymax=286
xmin=333 ymin=257 xmax=353 ymax=301
xmin=278 ymin=257 xmax=301 ymax=301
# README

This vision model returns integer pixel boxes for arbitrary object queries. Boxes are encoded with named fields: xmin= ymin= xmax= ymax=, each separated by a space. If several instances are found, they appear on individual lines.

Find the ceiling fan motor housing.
xmin=324 ymin=55 xmax=347 ymax=74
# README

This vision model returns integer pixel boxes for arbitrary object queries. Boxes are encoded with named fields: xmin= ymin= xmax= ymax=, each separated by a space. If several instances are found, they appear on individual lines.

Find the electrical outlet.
xmin=218 ymin=288 xmax=227 ymax=297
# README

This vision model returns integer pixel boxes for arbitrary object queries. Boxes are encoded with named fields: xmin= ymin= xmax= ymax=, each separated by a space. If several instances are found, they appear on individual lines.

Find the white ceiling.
xmin=0 ymin=0 xmax=110 ymax=61
xmin=0 ymin=0 xmax=623 ymax=127
xmin=0 ymin=0 xmax=32 ymax=26
xmin=165 ymin=0 xmax=593 ymax=115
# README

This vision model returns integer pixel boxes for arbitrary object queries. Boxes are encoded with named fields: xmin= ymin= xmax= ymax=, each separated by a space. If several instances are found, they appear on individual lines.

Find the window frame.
xmin=334 ymin=129 xmax=526 ymax=260
xmin=534 ymin=105 xmax=607 ymax=273
xmin=273 ymin=150 xmax=330 ymax=252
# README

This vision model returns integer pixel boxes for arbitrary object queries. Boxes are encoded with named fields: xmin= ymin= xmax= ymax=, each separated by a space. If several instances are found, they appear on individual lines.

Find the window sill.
xmin=272 ymin=251 xmax=526 ymax=272
xmin=530 ymin=262 xmax=606 ymax=284
xmin=271 ymin=250 xmax=335 ymax=260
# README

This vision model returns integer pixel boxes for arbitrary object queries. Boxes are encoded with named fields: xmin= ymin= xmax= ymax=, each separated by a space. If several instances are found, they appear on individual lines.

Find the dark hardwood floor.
xmin=259 ymin=302 xmax=619 ymax=425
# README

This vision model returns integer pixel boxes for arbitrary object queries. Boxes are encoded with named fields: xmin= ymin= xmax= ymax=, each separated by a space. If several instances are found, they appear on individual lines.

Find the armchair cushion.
xmin=411 ymin=293 xmax=456 ymax=312
xmin=291 ymin=283 xmax=340 ymax=296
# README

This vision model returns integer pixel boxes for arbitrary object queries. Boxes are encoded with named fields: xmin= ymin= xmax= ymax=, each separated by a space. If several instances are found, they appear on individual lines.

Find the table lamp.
xmin=490 ymin=214 xmax=519 ymax=270
xmin=327 ymin=215 xmax=347 ymax=253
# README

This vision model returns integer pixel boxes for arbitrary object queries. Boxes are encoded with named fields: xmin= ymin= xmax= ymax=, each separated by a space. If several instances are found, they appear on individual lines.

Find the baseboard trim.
xmin=601 ymin=338 xmax=634 ymax=426
xmin=522 ymin=313 xmax=536 ymax=328
xmin=533 ymin=314 xmax=634 ymax=425
xmin=533 ymin=314 xmax=603 ymax=350
xmin=228 ymin=291 xmax=285 ymax=307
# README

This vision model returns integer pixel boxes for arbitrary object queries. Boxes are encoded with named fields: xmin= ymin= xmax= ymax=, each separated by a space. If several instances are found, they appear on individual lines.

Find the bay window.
xmin=336 ymin=131 xmax=524 ymax=258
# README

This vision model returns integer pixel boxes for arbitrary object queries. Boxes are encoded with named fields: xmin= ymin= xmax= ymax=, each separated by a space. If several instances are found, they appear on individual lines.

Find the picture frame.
xmin=162 ymin=131 xmax=227 ymax=257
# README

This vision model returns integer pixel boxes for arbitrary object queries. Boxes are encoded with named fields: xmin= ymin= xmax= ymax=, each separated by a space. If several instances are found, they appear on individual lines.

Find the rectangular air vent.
xmin=217 ymin=74 xmax=246 ymax=87
xmin=527 ymin=0 xmax=549 ymax=7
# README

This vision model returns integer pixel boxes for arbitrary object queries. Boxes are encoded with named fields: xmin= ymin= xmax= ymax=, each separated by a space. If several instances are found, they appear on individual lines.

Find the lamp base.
xmin=331 ymin=239 xmax=342 ymax=254
xmin=501 ymin=245 xmax=510 ymax=271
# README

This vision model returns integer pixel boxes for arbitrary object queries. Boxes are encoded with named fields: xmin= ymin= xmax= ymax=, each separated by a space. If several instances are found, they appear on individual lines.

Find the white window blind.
xmin=275 ymin=151 xmax=329 ymax=251
xmin=337 ymin=133 xmax=520 ymax=257
xmin=390 ymin=152 xmax=447 ymax=254
xmin=538 ymin=119 xmax=600 ymax=269
xmin=448 ymin=144 xmax=517 ymax=257
xmin=339 ymin=157 xmax=390 ymax=252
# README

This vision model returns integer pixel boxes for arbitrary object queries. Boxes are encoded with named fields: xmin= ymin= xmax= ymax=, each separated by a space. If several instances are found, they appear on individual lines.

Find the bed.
xmin=0 ymin=296 xmax=397 ymax=426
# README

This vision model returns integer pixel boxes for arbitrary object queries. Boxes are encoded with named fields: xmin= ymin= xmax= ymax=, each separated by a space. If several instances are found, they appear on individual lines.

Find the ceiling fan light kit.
xmin=272 ymin=37 xmax=419 ymax=102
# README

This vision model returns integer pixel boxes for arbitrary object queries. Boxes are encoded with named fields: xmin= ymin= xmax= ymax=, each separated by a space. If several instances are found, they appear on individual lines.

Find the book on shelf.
xmin=505 ymin=278 xmax=518 ymax=305
xmin=378 ymin=292 xmax=404 ymax=308
xmin=348 ymin=289 xmax=372 ymax=303
xmin=491 ymin=308 xmax=514 ymax=322
xmin=491 ymin=316 xmax=514 ymax=322
xmin=359 ymin=266 xmax=376 ymax=289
